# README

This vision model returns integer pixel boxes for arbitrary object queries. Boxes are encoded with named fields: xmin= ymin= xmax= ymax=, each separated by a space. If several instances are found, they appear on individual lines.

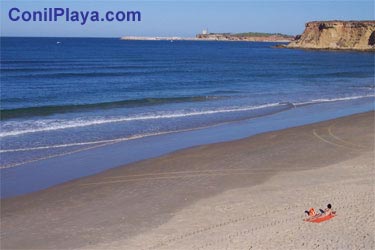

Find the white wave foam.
xmin=0 ymin=103 xmax=282 ymax=138
xmin=2 ymin=94 xmax=373 ymax=139
xmin=0 ymin=131 xmax=168 ymax=154
xmin=293 ymin=94 xmax=375 ymax=106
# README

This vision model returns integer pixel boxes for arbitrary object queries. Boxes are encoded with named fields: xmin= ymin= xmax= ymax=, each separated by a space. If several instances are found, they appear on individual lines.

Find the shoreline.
xmin=1 ymin=111 xmax=374 ymax=249
xmin=1 ymin=97 xmax=374 ymax=198
xmin=277 ymin=43 xmax=375 ymax=52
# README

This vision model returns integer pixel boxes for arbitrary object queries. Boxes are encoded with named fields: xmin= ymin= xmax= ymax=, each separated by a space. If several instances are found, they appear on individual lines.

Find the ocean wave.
xmin=1 ymin=94 xmax=373 ymax=138
xmin=1 ymin=65 xmax=160 ymax=72
xmin=0 ymin=103 xmax=284 ymax=137
xmin=349 ymin=85 xmax=375 ymax=90
xmin=206 ymin=90 xmax=243 ymax=95
xmin=0 ymin=126 xmax=216 ymax=169
xmin=1 ymin=96 xmax=219 ymax=120
xmin=13 ymin=69 xmax=187 ymax=79
xmin=293 ymin=94 xmax=375 ymax=106
xmin=0 ymin=129 xmax=194 ymax=154
xmin=300 ymin=72 xmax=373 ymax=79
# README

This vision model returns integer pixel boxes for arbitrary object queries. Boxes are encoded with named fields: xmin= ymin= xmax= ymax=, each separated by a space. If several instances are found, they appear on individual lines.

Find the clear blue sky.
xmin=1 ymin=0 xmax=374 ymax=37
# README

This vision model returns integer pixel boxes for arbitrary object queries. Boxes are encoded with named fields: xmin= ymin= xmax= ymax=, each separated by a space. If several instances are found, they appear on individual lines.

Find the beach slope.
xmin=1 ymin=112 xmax=374 ymax=249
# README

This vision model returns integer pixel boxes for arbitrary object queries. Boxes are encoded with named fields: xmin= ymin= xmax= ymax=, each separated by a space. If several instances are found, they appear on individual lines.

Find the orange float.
xmin=304 ymin=211 xmax=336 ymax=223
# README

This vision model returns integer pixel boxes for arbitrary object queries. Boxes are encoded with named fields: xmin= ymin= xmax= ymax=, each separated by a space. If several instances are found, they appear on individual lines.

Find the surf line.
xmin=1 ymin=103 xmax=286 ymax=154
xmin=0 ymin=122 xmax=233 ymax=169
xmin=0 ymin=127 xmax=203 ymax=153
xmin=0 ymin=141 xmax=117 ymax=170
xmin=0 ymin=103 xmax=283 ymax=138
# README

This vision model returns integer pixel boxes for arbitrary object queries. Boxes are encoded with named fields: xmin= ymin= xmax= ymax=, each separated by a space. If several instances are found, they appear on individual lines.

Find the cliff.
xmin=287 ymin=21 xmax=375 ymax=51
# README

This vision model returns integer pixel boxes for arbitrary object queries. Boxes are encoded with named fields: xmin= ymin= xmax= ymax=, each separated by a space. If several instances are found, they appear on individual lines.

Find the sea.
xmin=1 ymin=37 xmax=374 ymax=197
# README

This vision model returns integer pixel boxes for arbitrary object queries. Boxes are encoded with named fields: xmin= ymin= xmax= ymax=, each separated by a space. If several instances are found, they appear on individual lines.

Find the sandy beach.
xmin=1 ymin=111 xmax=374 ymax=250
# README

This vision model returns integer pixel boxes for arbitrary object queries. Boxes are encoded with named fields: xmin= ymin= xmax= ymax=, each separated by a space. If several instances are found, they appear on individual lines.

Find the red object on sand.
xmin=304 ymin=211 xmax=336 ymax=223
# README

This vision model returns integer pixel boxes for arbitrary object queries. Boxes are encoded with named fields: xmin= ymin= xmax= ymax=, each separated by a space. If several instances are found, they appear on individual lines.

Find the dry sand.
xmin=1 ymin=112 xmax=374 ymax=250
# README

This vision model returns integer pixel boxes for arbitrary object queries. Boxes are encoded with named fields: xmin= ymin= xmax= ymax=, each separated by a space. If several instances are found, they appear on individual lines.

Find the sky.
xmin=1 ymin=0 xmax=374 ymax=37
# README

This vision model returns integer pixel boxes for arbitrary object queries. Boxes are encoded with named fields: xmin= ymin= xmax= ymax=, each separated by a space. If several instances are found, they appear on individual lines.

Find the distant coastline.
xmin=120 ymin=36 xmax=196 ymax=41
xmin=195 ymin=32 xmax=293 ymax=42
xmin=121 ymin=21 xmax=375 ymax=49
xmin=121 ymin=31 xmax=294 ymax=42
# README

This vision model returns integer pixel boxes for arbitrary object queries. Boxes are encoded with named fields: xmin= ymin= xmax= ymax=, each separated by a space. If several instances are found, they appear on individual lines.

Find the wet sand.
xmin=1 ymin=111 xmax=374 ymax=249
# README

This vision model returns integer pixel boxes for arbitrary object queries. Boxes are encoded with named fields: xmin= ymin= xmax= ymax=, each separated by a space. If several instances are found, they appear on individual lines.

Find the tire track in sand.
xmin=312 ymin=123 xmax=367 ymax=151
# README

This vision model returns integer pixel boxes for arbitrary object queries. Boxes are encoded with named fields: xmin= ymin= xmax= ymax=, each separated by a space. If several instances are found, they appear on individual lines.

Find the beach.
xmin=1 ymin=111 xmax=374 ymax=249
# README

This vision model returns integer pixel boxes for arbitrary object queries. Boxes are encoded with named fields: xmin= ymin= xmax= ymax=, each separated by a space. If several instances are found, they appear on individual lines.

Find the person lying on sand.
xmin=304 ymin=207 xmax=317 ymax=217
xmin=305 ymin=204 xmax=333 ymax=218
xmin=319 ymin=204 xmax=332 ymax=215
xmin=304 ymin=203 xmax=336 ymax=223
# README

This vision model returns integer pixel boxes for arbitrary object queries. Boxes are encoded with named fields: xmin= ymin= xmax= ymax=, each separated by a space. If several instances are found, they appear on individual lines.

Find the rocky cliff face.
xmin=287 ymin=21 xmax=375 ymax=51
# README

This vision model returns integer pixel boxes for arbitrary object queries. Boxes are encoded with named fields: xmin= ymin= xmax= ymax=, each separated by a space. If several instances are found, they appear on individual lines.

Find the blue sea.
xmin=1 ymin=37 xmax=374 ymax=197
